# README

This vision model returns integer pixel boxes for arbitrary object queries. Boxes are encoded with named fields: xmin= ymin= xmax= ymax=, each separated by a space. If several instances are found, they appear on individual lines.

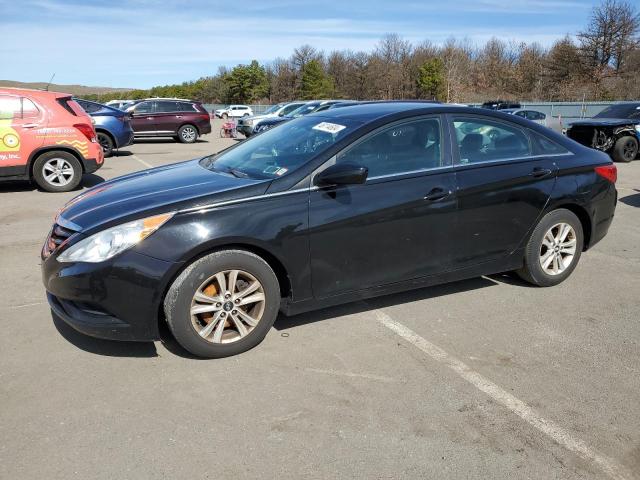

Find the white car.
xmin=501 ymin=108 xmax=564 ymax=133
xmin=214 ymin=105 xmax=253 ymax=119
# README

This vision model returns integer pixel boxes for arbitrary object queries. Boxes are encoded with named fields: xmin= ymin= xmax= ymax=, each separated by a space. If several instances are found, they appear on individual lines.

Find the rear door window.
xmin=0 ymin=95 xmax=24 ymax=119
xmin=453 ymin=117 xmax=531 ymax=164
xmin=134 ymin=101 xmax=153 ymax=114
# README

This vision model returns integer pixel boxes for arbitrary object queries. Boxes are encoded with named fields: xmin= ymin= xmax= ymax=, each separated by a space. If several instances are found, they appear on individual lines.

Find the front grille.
xmin=43 ymin=223 xmax=76 ymax=257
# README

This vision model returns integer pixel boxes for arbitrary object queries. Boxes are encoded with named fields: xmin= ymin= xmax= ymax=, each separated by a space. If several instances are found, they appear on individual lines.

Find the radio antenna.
xmin=45 ymin=73 xmax=56 ymax=91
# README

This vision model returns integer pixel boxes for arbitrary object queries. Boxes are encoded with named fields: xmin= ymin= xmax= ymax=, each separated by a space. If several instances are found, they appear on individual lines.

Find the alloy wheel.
xmin=190 ymin=269 xmax=266 ymax=344
xmin=539 ymin=222 xmax=577 ymax=275
xmin=181 ymin=126 xmax=196 ymax=142
xmin=42 ymin=158 xmax=75 ymax=187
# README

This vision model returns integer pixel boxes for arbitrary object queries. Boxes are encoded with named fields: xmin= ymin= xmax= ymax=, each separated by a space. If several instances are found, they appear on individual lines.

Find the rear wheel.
xmin=517 ymin=209 xmax=583 ymax=287
xmin=612 ymin=136 xmax=638 ymax=163
xmin=97 ymin=132 xmax=114 ymax=157
xmin=177 ymin=124 xmax=198 ymax=143
xmin=32 ymin=151 xmax=83 ymax=192
xmin=164 ymin=250 xmax=281 ymax=358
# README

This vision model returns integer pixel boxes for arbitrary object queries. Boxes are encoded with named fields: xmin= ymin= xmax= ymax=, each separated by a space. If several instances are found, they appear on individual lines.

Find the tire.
xmin=97 ymin=132 xmax=114 ymax=157
xmin=516 ymin=208 xmax=584 ymax=287
xmin=243 ymin=113 xmax=249 ymax=117
xmin=222 ymin=113 xmax=228 ymax=119
xmin=32 ymin=151 xmax=83 ymax=193
xmin=177 ymin=124 xmax=198 ymax=144
xmin=612 ymin=135 xmax=638 ymax=163
xmin=164 ymin=250 xmax=281 ymax=358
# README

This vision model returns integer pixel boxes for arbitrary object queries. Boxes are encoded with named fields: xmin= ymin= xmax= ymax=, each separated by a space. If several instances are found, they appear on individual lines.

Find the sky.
xmin=1 ymin=0 xmax=605 ymax=89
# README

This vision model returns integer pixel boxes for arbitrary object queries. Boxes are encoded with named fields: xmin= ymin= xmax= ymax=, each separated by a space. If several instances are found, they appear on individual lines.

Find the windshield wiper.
xmin=223 ymin=167 xmax=250 ymax=178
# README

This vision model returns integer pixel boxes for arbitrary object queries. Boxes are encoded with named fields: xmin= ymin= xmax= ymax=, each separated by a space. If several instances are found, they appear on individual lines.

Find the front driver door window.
xmin=308 ymin=116 xmax=457 ymax=298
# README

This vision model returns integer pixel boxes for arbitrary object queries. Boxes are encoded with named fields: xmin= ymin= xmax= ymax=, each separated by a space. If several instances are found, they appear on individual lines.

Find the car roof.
xmin=0 ymin=87 xmax=72 ymax=99
xmin=308 ymin=101 xmax=444 ymax=122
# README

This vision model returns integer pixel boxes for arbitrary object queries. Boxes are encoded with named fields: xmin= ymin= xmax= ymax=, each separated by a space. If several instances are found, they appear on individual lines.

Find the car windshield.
xmin=594 ymin=104 xmax=640 ymax=119
xmin=200 ymin=116 xmax=357 ymax=180
xmin=263 ymin=104 xmax=283 ymax=114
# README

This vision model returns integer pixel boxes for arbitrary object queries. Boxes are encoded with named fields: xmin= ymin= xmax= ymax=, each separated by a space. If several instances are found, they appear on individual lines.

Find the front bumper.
xmin=42 ymin=249 xmax=181 ymax=341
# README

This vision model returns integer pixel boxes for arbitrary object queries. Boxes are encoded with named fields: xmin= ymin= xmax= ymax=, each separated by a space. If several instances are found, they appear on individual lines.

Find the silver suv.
xmin=237 ymin=101 xmax=307 ymax=137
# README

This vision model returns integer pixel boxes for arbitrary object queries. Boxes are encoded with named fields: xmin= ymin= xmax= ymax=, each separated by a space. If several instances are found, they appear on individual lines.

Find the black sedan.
xmin=42 ymin=102 xmax=618 ymax=358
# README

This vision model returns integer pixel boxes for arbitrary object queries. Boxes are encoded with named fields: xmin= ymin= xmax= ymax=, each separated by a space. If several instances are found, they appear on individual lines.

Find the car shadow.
xmin=52 ymin=312 xmax=158 ymax=358
xmin=620 ymin=190 xmax=640 ymax=208
xmin=50 ymin=275 xmax=508 ymax=359
xmin=82 ymin=173 xmax=106 ymax=187
xmin=112 ymin=150 xmax=134 ymax=157
xmin=274 ymin=276 xmax=499 ymax=331
xmin=133 ymin=138 xmax=209 ymax=144
xmin=0 ymin=174 xmax=105 ymax=192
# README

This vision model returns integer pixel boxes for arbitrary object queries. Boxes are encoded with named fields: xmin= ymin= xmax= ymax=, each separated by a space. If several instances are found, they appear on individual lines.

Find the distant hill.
xmin=0 ymin=80 xmax=133 ymax=96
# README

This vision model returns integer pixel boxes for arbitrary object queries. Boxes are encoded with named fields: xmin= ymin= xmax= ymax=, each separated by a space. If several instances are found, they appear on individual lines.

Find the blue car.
xmin=74 ymin=99 xmax=134 ymax=157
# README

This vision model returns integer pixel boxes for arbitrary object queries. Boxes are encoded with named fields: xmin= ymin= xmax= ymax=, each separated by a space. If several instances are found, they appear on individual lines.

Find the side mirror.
xmin=315 ymin=163 xmax=368 ymax=186
xmin=278 ymin=111 xmax=285 ymax=117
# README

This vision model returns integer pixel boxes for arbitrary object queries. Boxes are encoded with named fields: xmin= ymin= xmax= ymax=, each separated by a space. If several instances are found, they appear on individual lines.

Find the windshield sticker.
xmin=312 ymin=122 xmax=346 ymax=134
xmin=275 ymin=167 xmax=288 ymax=176
xmin=263 ymin=165 xmax=280 ymax=174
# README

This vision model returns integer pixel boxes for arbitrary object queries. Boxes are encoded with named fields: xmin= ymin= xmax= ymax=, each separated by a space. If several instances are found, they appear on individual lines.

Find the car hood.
xmin=569 ymin=118 xmax=640 ymax=127
xmin=58 ymin=159 xmax=268 ymax=233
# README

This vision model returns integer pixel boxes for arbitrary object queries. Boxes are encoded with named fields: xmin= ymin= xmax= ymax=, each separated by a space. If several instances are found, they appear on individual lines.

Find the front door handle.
xmin=22 ymin=123 xmax=38 ymax=128
xmin=175 ymin=115 xmax=183 ymax=119
xmin=530 ymin=167 xmax=553 ymax=178
xmin=424 ymin=187 xmax=451 ymax=202
xmin=146 ymin=117 xmax=154 ymax=120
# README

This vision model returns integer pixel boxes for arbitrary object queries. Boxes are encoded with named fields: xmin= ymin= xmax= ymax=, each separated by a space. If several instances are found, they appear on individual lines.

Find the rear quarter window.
xmin=530 ymin=131 xmax=571 ymax=155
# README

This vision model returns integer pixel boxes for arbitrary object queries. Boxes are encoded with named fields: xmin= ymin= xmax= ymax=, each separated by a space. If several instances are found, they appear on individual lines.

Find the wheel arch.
xmin=157 ymin=242 xmax=292 ymax=334
xmin=544 ymin=202 xmax=593 ymax=250
xmin=95 ymin=128 xmax=116 ymax=145
xmin=28 ymin=146 xmax=86 ymax=178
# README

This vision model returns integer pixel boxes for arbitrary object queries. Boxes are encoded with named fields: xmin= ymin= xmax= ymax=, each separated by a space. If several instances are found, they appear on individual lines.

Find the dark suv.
xmin=481 ymin=100 xmax=521 ymax=110
xmin=127 ymin=100 xmax=212 ymax=143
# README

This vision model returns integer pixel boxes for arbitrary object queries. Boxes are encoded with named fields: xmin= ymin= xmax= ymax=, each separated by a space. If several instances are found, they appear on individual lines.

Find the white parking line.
xmin=375 ymin=309 xmax=633 ymax=480
xmin=131 ymin=154 xmax=154 ymax=169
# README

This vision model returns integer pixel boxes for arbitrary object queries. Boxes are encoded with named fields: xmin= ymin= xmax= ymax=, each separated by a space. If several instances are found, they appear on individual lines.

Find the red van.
xmin=0 ymin=88 xmax=104 ymax=192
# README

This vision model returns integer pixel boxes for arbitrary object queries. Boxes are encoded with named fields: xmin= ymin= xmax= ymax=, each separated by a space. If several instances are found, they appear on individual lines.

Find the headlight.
xmin=57 ymin=212 xmax=174 ymax=263
xmin=635 ymin=124 xmax=640 ymax=133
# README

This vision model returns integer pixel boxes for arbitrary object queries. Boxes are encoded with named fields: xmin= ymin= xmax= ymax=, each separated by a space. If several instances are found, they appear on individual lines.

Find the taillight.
xmin=594 ymin=164 xmax=617 ymax=183
xmin=74 ymin=123 xmax=97 ymax=143
xmin=200 ymin=113 xmax=211 ymax=120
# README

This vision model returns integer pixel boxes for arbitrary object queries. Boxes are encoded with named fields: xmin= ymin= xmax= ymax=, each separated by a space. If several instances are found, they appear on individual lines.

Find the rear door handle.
xmin=424 ymin=187 xmax=451 ymax=202
xmin=146 ymin=117 xmax=154 ymax=120
xmin=175 ymin=115 xmax=183 ymax=119
xmin=530 ymin=167 xmax=553 ymax=178
xmin=22 ymin=123 xmax=38 ymax=128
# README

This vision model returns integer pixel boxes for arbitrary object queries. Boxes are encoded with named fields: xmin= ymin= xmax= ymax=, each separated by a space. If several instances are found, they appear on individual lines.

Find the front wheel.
xmin=177 ymin=124 xmax=198 ymax=143
xmin=612 ymin=136 xmax=638 ymax=163
xmin=32 ymin=151 xmax=83 ymax=192
xmin=516 ymin=209 xmax=583 ymax=287
xmin=164 ymin=250 xmax=281 ymax=358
